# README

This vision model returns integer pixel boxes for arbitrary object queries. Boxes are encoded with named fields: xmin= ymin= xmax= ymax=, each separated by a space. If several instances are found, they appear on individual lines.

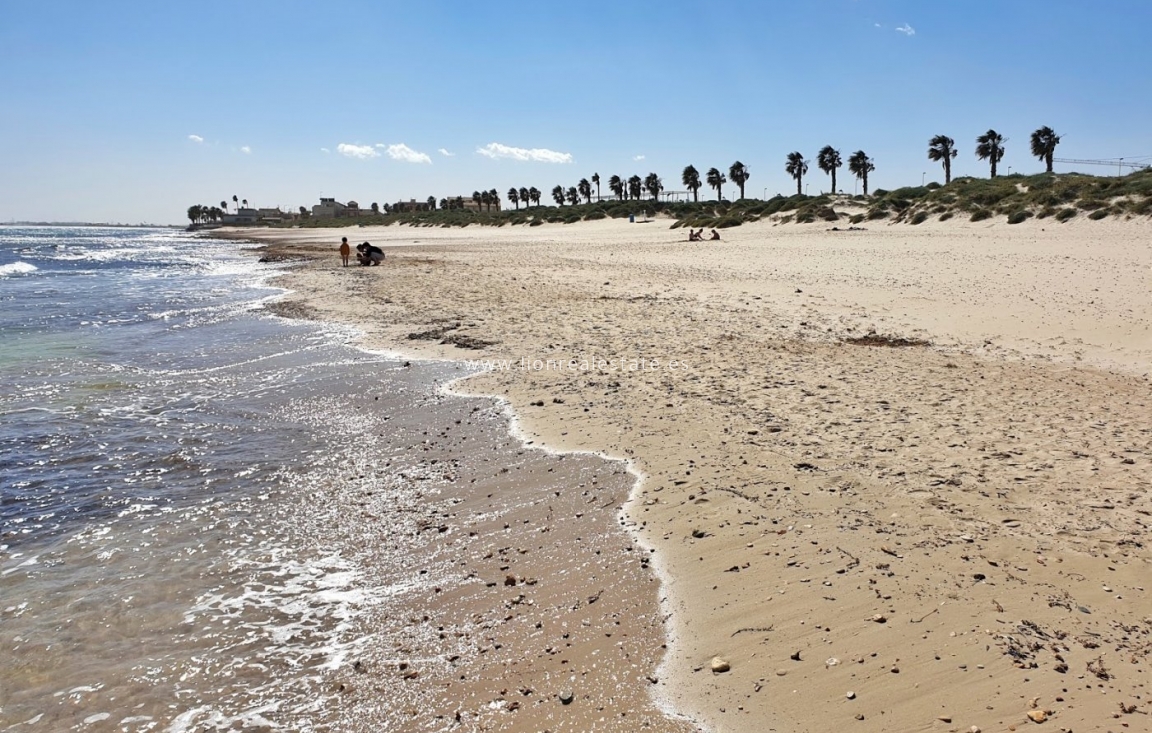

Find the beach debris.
xmin=1026 ymin=710 xmax=1048 ymax=723
xmin=691 ymin=528 xmax=708 ymax=538
xmin=504 ymin=574 xmax=517 ymax=586
xmin=559 ymin=690 xmax=574 ymax=705
xmin=870 ymin=614 xmax=888 ymax=623
xmin=711 ymin=657 xmax=731 ymax=673
xmin=826 ymin=657 xmax=840 ymax=667
xmin=790 ymin=651 xmax=802 ymax=661
xmin=846 ymin=691 xmax=856 ymax=700
xmin=937 ymin=716 xmax=952 ymax=723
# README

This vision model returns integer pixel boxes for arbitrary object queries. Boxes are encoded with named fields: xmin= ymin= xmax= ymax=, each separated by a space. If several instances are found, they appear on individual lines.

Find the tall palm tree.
xmin=519 ymin=187 xmax=530 ymax=207
xmin=682 ymin=165 xmax=702 ymax=202
xmin=785 ymin=152 xmax=808 ymax=196
xmin=481 ymin=190 xmax=492 ymax=212
xmin=426 ymin=196 xmax=436 ymax=210
xmin=1030 ymin=126 xmax=1061 ymax=173
xmin=627 ymin=175 xmax=642 ymax=201
xmin=232 ymin=195 xmax=238 ymax=212
xmin=220 ymin=200 xmax=228 ymax=213
xmin=187 ymin=205 xmax=201 ymax=224
xmin=706 ymin=167 xmax=726 ymax=201
xmin=578 ymin=178 xmax=592 ymax=204
xmin=816 ymin=146 xmax=842 ymax=194
xmin=848 ymin=151 xmax=875 ymax=195
xmin=371 ymin=202 xmax=380 ymax=213
xmin=472 ymin=191 xmax=482 ymax=210
xmin=508 ymin=188 xmax=520 ymax=209
xmin=566 ymin=186 xmax=579 ymax=206
xmin=528 ymin=187 xmax=540 ymax=206
xmin=609 ymin=175 xmax=624 ymax=200
xmin=644 ymin=172 xmax=662 ymax=201
xmin=552 ymin=185 xmax=565 ymax=206
xmin=592 ymin=173 xmax=601 ymax=202
xmin=241 ymin=199 xmax=248 ymax=209
xmin=729 ymin=161 xmax=750 ymax=199
xmin=927 ymin=135 xmax=958 ymax=184
xmin=975 ymin=129 xmax=1007 ymax=178
xmin=488 ymin=188 xmax=500 ymax=211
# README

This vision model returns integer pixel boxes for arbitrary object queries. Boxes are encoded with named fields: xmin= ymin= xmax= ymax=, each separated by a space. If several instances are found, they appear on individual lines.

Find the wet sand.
xmin=236 ymin=217 xmax=1151 ymax=732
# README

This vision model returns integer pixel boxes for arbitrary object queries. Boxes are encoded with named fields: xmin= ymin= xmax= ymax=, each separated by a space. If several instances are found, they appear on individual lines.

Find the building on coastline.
xmin=221 ymin=207 xmax=292 ymax=225
xmin=393 ymin=198 xmax=434 ymax=213
xmin=312 ymin=198 xmax=347 ymax=219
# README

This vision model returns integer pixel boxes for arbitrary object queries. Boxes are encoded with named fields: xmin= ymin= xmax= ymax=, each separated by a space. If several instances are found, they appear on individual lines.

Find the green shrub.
xmin=867 ymin=209 xmax=889 ymax=220
xmin=1007 ymin=210 xmax=1032 ymax=225
xmin=1078 ymin=199 xmax=1107 ymax=211
xmin=910 ymin=211 xmax=928 ymax=225
xmin=584 ymin=210 xmax=606 ymax=221
xmin=1036 ymin=207 xmax=1056 ymax=219
xmin=1056 ymin=208 xmax=1077 ymax=222
xmin=1088 ymin=209 xmax=1110 ymax=220
xmin=970 ymin=209 xmax=993 ymax=222
xmin=939 ymin=211 xmax=954 ymax=222
xmin=849 ymin=213 xmax=865 ymax=224
xmin=926 ymin=181 xmax=942 ymax=190
xmin=715 ymin=216 xmax=743 ymax=229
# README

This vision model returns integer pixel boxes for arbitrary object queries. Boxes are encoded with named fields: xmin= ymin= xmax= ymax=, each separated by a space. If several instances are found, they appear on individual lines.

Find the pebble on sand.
xmin=711 ymin=657 xmax=731 ymax=673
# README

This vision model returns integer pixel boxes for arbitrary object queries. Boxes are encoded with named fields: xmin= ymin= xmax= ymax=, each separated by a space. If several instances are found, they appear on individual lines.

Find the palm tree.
xmin=644 ymin=172 xmax=662 ymax=201
xmin=242 ymin=199 xmax=248 ymax=209
xmin=473 ymin=191 xmax=482 ymax=210
xmin=481 ymin=190 xmax=491 ymax=212
xmin=519 ymin=187 xmax=530 ymax=207
xmin=371 ymin=202 xmax=380 ymax=213
xmin=220 ymin=200 xmax=228 ymax=213
xmin=608 ymin=175 xmax=624 ymax=200
xmin=706 ymin=167 xmax=726 ymax=201
xmin=975 ymin=130 xmax=1007 ymax=178
xmin=489 ymin=188 xmax=500 ymax=211
xmin=552 ymin=185 xmax=565 ymax=206
xmin=508 ymin=188 xmax=520 ymax=209
xmin=682 ymin=165 xmax=702 ymax=202
xmin=927 ymin=135 xmax=958 ymax=184
xmin=566 ymin=186 xmax=579 ymax=205
xmin=729 ymin=161 xmax=750 ymax=199
xmin=785 ymin=152 xmax=808 ymax=196
xmin=232 ymin=195 xmax=238 ymax=212
xmin=578 ymin=178 xmax=592 ymax=204
xmin=1030 ymin=126 xmax=1061 ymax=173
xmin=817 ymin=146 xmax=842 ymax=194
xmin=627 ymin=175 xmax=642 ymax=201
xmin=187 ymin=205 xmax=201 ymax=224
xmin=847 ymin=151 xmax=875 ymax=195
xmin=592 ymin=173 xmax=601 ymax=202
xmin=528 ymin=187 xmax=541 ymax=207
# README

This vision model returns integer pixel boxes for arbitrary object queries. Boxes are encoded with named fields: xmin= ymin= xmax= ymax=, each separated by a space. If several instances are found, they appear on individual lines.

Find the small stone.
xmin=855 ymin=713 xmax=864 ymax=720
xmin=937 ymin=716 xmax=952 ymax=723
xmin=775 ymin=669 xmax=788 ymax=676
xmin=504 ymin=575 xmax=517 ymax=586
xmin=970 ymin=727 xmax=982 ymax=733
xmin=871 ymin=614 xmax=887 ymax=623
xmin=826 ymin=657 xmax=841 ymax=667
xmin=846 ymin=691 xmax=856 ymax=700
xmin=1026 ymin=710 xmax=1047 ymax=723
xmin=711 ymin=657 xmax=731 ymax=673
xmin=558 ymin=690 xmax=574 ymax=705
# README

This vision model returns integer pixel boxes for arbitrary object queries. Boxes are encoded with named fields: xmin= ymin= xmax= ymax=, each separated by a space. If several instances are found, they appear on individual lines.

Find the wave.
xmin=0 ymin=261 xmax=38 ymax=277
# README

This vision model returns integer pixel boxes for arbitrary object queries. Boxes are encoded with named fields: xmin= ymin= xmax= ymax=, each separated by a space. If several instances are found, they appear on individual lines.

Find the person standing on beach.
xmin=339 ymin=237 xmax=351 ymax=267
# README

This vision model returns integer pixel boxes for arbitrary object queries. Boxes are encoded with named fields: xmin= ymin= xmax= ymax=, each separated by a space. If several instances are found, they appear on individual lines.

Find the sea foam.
xmin=0 ymin=261 xmax=37 ymax=277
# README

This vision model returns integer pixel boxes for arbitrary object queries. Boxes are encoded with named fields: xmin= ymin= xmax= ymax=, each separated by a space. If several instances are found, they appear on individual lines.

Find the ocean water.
xmin=0 ymin=226 xmax=479 ymax=731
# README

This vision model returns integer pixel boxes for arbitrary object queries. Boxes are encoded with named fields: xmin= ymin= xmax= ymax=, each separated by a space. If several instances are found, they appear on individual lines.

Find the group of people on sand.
xmin=339 ymin=237 xmax=385 ymax=266
xmin=688 ymin=228 xmax=721 ymax=241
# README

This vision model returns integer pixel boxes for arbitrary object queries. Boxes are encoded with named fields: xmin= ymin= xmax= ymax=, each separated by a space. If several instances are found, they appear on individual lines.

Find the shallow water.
xmin=0 ymin=227 xmax=475 ymax=730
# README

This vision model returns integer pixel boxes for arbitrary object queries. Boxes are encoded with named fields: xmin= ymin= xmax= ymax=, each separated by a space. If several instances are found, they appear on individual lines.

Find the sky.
xmin=2 ymin=0 xmax=1151 ymax=224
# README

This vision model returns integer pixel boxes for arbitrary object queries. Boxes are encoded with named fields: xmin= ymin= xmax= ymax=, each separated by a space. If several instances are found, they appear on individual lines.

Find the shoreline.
xmin=223 ymin=219 xmax=1151 ymax=732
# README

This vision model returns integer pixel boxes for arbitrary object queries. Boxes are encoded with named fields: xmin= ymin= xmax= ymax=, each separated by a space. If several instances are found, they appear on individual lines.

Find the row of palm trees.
xmin=187 ymin=204 xmax=226 ymax=224
xmin=928 ymin=126 xmax=1060 ymax=183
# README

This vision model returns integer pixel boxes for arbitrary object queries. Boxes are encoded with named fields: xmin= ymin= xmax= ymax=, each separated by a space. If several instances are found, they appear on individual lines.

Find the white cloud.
xmin=633 ymin=154 xmax=646 ymax=161
xmin=476 ymin=142 xmax=573 ymax=164
xmin=240 ymin=146 xmax=251 ymax=154
xmin=320 ymin=147 xmax=330 ymax=154
xmin=874 ymin=23 xmax=882 ymax=28
xmin=438 ymin=148 xmax=455 ymax=157
xmin=895 ymin=23 xmax=915 ymax=35
xmin=337 ymin=143 xmax=380 ymax=159
xmin=188 ymin=134 xmax=204 ymax=143
xmin=385 ymin=143 xmax=432 ymax=164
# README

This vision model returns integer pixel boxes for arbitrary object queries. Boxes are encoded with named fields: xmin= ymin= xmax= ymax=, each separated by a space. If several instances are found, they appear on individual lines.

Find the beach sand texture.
xmin=241 ymin=218 xmax=1151 ymax=733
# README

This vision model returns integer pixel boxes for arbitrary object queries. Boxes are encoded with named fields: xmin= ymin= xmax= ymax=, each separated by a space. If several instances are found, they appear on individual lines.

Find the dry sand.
xmin=233 ymin=216 xmax=1151 ymax=732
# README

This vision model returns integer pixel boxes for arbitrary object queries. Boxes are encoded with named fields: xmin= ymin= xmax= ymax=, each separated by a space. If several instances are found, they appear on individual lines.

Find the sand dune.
xmin=235 ymin=217 xmax=1152 ymax=732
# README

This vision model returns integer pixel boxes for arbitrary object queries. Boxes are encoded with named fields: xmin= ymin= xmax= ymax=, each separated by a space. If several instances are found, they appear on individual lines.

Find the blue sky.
xmin=2 ymin=0 xmax=1151 ymax=224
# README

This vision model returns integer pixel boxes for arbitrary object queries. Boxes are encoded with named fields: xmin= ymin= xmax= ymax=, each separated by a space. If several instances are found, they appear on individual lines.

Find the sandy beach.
xmin=234 ymin=217 xmax=1151 ymax=733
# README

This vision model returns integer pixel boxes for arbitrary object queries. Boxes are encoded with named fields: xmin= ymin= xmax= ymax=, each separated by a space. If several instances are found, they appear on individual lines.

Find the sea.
xmin=0 ymin=226 xmax=521 ymax=731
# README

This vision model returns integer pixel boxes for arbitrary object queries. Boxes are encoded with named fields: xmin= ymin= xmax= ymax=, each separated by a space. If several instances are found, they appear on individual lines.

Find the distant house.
xmin=393 ymin=198 xmax=433 ymax=213
xmin=312 ymin=197 xmax=347 ymax=219
xmin=221 ymin=207 xmax=260 ymax=225
xmin=457 ymin=196 xmax=499 ymax=212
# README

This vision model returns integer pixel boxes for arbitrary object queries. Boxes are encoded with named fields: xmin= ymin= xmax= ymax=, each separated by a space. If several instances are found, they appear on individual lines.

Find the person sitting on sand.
xmin=339 ymin=237 xmax=351 ymax=266
xmin=361 ymin=242 xmax=385 ymax=266
xmin=688 ymin=228 xmax=702 ymax=241
xmin=709 ymin=229 xmax=720 ymax=240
